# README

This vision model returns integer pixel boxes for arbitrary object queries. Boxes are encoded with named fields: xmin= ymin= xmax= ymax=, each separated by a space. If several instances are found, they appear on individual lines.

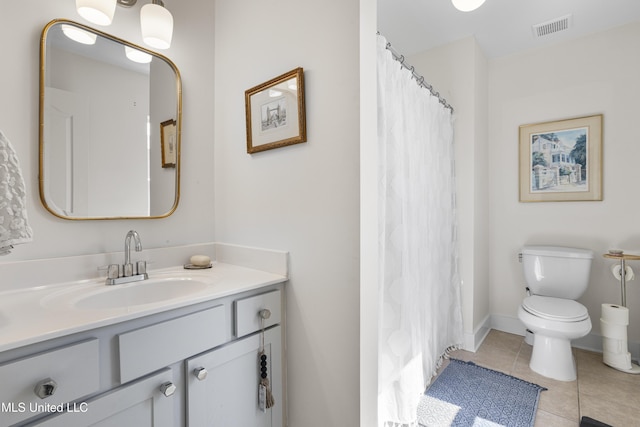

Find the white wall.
xmin=0 ymin=0 xmax=215 ymax=264
xmin=489 ymin=22 xmax=640 ymax=345
xmin=213 ymin=1 xmax=361 ymax=426
xmin=408 ymin=37 xmax=491 ymax=350
xmin=359 ymin=0 xmax=378 ymax=424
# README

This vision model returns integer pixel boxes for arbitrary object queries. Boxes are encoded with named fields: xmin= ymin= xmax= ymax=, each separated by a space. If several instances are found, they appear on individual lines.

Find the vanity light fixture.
xmin=61 ymin=23 xmax=97 ymax=45
xmin=75 ymin=0 xmax=173 ymax=49
xmin=451 ymin=0 xmax=486 ymax=12
xmin=76 ymin=0 xmax=116 ymax=26
xmin=140 ymin=0 xmax=173 ymax=49
xmin=125 ymin=46 xmax=153 ymax=63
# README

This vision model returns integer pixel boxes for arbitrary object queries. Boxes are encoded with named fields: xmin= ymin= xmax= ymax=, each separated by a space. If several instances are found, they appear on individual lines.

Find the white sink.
xmin=43 ymin=276 xmax=211 ymax=310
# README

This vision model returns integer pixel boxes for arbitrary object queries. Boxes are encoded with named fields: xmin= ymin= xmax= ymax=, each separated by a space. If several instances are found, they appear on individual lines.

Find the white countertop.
xmin=0 ymin=262 xmax=286 ymax=353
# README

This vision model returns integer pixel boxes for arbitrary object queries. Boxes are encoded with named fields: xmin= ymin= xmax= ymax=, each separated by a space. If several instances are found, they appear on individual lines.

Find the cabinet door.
xmin=24 ymin=369 xmax=175 ymax=427
xmin=186 ymin=326 xmax=283 ymax=427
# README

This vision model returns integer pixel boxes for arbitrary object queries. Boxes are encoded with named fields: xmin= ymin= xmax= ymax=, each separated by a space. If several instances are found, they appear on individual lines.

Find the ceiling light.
xmin=451 ymin=0 xmax=486 ymax=12
xmin=75 ymin=0 xmax=174 ymax=49
xmin=61 ymin=24 xmax=98 ymax=44
xmin=76 ymin=0 xmax=117 ymax=26
xmin=140 ymin=0 xmax=174 ymax=50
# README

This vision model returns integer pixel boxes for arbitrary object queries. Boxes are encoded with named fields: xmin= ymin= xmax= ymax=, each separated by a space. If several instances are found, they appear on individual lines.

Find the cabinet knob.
xmin=259 ymin=309 xmax=271 ymax=320
xmin=160 ymin=382 xmax=176 ymax=397
xmin=34 ymin=378 xmax=57 ymax=399
xmin=193 ymin=367 xmax=208 ymax=381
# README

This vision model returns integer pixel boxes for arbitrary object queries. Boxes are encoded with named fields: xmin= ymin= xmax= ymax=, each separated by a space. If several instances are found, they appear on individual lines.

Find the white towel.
xmin=0 ymin=130 xmax=33 ymax=254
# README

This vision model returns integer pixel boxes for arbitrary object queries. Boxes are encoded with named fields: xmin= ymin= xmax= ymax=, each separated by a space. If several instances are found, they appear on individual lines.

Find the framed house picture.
xmin=245 ymin=67 xmax=306 ymax=154
xmin=519 ymin=114 xmax=603 ymax=202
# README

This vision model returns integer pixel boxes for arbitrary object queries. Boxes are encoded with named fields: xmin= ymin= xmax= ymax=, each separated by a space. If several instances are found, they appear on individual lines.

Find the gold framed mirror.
xmin=39 ymin=19 xmax=182 ymax=220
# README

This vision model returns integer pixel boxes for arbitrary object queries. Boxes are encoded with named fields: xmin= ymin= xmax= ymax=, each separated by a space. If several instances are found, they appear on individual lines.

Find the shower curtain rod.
xmin=380 ymin=35 xmax=454 ymax=113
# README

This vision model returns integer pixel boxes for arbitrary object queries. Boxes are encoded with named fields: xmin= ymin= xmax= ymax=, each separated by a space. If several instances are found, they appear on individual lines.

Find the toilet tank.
xmin=520 ymin=245 xmax=594 ymax=299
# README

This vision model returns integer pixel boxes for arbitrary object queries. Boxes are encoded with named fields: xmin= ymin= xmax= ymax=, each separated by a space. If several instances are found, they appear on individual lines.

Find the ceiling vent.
xmin=532 ymin=14 xmax=573 ymax=38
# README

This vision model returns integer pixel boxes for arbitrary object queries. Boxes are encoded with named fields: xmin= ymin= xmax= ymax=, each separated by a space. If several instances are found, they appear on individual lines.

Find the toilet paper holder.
xmin=601 ymin=252 xmax=640 ymax=374
xmin=603 ymin=251 xmax=640 ymax=307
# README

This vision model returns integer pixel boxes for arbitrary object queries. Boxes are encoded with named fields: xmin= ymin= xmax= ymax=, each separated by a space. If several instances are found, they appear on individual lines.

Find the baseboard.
xmin=489 ymin=314 xmax=640 ymax=362
xmin=490 ymin=314 xmax=527 ymax=337
xmin=463 ymin=314 xmax=492 ymax=352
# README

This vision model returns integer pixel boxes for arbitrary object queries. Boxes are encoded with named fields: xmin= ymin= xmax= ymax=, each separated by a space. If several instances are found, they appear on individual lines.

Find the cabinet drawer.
xmin=119 ymin=305 xmax=226 ymax=383
xmin=235 ymin=290 xmax=281 ymax=338
xmin=25 ymin=368 xmax=175 ymax=427
xmin=0 ymin=339 xmax=99 ymax=426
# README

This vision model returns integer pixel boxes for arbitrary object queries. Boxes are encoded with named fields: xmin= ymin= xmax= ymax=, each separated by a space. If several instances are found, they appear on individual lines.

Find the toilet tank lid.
xmin=521 ymin=245 xmax=594 ymax=259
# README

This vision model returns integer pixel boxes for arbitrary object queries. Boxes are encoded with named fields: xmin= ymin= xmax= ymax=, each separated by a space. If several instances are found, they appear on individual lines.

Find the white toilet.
xmin=517 ymin=245 xmax=594 ymax=381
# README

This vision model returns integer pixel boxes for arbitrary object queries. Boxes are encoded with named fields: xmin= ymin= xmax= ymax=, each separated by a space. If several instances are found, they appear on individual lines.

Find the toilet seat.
xmin=522 ymin=295 xmax=589 ymax=322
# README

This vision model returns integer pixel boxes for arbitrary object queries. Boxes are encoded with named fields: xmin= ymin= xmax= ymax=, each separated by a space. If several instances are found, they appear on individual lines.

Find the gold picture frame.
xmin=160 ymin=119 xmax=176 ymax=168
xmin=245 ymin=67 xmax=306 ymax=154
xmin=519 ymin=114 xmax=603 ymax=202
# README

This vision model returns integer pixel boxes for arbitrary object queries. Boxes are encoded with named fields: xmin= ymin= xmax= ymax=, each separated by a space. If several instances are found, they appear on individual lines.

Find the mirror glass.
xmin=39 ymin=19 xmax=181 ymax=219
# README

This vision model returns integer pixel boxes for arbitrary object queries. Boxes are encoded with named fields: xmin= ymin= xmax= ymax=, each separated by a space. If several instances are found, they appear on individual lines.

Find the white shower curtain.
xmin=377 ymin=35 xmax=463 ymax=427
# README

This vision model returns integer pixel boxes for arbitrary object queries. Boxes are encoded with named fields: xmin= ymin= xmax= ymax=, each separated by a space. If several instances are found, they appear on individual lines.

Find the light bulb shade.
xmin=451 ymin=0 xmax=486 ymax=12
xmin=61 ymin=24 xmax=98 ymax=45
xmin=125 ymin=46 xmax=153 ymax=63
xmin=76 ymin=0 xmax=117 ymax=26
xmin=140 ymin=3 xmax=173 ymax=49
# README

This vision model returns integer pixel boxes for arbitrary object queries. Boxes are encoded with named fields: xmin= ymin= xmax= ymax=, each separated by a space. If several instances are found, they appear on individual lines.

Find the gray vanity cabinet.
xmin=185 ymin=326 xmax=283 ymax=426
xmin=2 ymin=284 xmax=284 ymax=427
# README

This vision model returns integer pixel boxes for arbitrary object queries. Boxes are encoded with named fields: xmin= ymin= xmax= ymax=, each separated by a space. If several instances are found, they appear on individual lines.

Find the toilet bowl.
xmin=518 ymin=295 xmax=591 ymax=381
xmin=518 ymin=246 xmax=594 ymax=382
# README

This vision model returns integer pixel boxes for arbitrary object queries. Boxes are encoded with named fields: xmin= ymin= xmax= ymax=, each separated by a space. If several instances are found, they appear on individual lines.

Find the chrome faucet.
xmin=124 ymin=230 xmax=142 ymax=273
xmin=105 ymin=230 xmax=149 ymax=285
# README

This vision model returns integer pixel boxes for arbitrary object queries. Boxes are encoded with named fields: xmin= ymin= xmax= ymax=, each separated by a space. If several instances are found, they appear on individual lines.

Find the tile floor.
xmin=441 ymin=330 xmax=640 ymax=427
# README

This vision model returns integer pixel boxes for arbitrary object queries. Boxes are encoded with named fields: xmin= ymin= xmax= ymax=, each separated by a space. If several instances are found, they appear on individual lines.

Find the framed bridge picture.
xmin=519 ymin=114 xmax=602 ymax=202
xmin=245 ymin=67 xmax=307 ymax=154
xmin=160 ymin=119 xmax=177 ymax=168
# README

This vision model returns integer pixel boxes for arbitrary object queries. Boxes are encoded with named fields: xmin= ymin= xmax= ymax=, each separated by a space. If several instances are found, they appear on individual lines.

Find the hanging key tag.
xmin=259 ymin=382 xmax=267 ymax=412
xmin=258 ymin=309 xmax=274 ymax=412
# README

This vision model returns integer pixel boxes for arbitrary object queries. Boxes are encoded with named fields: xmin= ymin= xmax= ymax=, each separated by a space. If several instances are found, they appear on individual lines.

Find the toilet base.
xmin=530 ymin=334 xmax=576 ymax=381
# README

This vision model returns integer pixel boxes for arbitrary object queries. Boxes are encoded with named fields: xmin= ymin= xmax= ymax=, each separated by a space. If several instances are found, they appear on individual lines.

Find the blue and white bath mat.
xmin=418 ymin=359 xmax=546 ymax=427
